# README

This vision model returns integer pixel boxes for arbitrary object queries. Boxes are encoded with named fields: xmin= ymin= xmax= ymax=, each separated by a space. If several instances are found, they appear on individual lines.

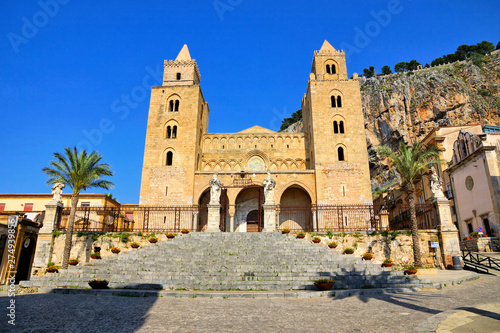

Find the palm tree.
xmin=42 ymin=147 xmax=114 ymax=269
xmin=378 ymin=141 xmax=442 ymax=267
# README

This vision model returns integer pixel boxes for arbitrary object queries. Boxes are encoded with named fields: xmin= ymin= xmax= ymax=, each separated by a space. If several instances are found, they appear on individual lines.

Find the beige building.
xmin=447 ymin=127 xmax=500 ymax=238
xmin=139 ymin=41 xmax=373 ymax=232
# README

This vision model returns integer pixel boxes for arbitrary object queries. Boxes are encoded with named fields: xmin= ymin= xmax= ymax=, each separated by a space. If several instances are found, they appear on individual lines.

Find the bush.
xmin=120 ymin=233 xmax=130 ymax=243
xmin=326 ymin=230 xmax=334 ymax=239
xmin=477 ymin=88 xmax=491 ymax=96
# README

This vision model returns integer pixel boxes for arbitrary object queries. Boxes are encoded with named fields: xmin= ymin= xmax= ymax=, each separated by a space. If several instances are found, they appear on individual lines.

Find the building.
xmin=139 ymin=41 xmax=373 ymax=232
xmin=447 ymin=126 xmax=500 ymax=238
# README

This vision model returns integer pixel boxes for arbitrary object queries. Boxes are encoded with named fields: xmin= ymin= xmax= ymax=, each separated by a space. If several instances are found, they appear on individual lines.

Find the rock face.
xmin=283 ymin=51 xmax=500 ymax=192
xmin=363 ymin=51 xmax=500 ymax=191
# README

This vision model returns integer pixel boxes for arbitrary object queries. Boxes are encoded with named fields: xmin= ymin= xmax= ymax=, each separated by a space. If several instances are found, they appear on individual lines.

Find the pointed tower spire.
xmin=175 ymin=44 xmax=192 ymax=61
xmin=319 ymin=40 xmax=336 ymax=53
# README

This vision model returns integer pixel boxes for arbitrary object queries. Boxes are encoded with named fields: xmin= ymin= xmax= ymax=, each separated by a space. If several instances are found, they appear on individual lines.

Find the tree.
xmin=475 ymin=40 xmax=494 ymax=55
xmin=381 ymin=65 xmax=392 ymax=75
xmin=394 ymin=62 xmax=407 ymax=73
xmin=377 ymin=141 xmax=442 ymax=267
xmin=363 ymin=66 xmax=375 ymax=78
xmin=406 ymin=59 xmax=422 ymax=71
xmin=42 ymin=147 xmax=113 ymax=269
xmin=496 ymin=41 xmax=500 ymax=50
xmin=280 ymin=109 xmax=302 ymax=131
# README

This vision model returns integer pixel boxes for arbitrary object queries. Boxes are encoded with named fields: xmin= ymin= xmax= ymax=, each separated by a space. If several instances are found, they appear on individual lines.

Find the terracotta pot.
xmin=296 ymin=235 xmax=305 ymax=239
xmin=46 ymin=267 xmax=58 ymax=273
xmin=312 ymin=239 xmax=321 ymax=243
xmin=314 ymin=282 xmax=335 ymax=291
xmin=90 ymin=255 xmax=101 ymax=259
xmin=181 ymin=230 xmax=189 ymax=234
xmin=328 ymin=244 xmax=338 ymax=249
xmin=68 ymin=261 xmax=78 ymax=266
xmin=382 ymin=263 xmax=394 ymax=267
xmin=282 ymin=230 xmax=290 ymax=234
xmin=344 ymin=250 xmax=354 ymax=254
xmin=111 ymin=249 xmax=120 ymax=254
xmin=149 ymin=239 xmax=158 ymax=243
xmin=363 ymin=256 xmax=373 ymax=261
xmin=405 ymin=269 xmax=417 ymax=275
xmin=167 ymin=235 xmax=175 ymax=239
xmin=131 ymin=244 xmax=140 ymax=248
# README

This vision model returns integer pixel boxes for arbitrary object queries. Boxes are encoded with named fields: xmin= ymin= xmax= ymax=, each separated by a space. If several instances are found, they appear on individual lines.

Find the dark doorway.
xmin=246 ymin=210 xmax=259 ymax=232
xmin=15 ymin=236 xmax=36 ymax=284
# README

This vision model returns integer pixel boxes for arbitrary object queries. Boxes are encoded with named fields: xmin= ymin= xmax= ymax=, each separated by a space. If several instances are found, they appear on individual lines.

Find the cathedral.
xmin=139 ymin=40 xmax=372 ymax=232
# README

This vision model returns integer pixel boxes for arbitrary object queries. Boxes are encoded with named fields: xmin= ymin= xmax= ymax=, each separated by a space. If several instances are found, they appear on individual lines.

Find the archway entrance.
xmin=235 ymin=186 xmax=264 ymax=232
xmin=15 ymin=236 xmax=37 ymax=284
xmin=278 ymin=185 xmax=312 ymax=232
xmin=198 ymin=189 xmax=229 ymax=232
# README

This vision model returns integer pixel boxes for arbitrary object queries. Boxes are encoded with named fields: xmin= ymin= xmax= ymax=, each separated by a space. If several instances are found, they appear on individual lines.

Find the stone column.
xmin=206 ymin=204 xmax=221 ymax=232
xmin=312 ymin=208 xmax=318 ymax=232
xmin=379 ymin=209 xmax=389 ymax=230
xmin=434 ymin=197 xmax=461 ymax=268
xmin=192 ymin=211 xmax=199 ymax=232
xmin=262 ymin=204 xmax=277 ymax=232
xmin=228 ymin=206 xmax=235 ymax=233
xmin=32 ymin=201 xmax=63 ymax=267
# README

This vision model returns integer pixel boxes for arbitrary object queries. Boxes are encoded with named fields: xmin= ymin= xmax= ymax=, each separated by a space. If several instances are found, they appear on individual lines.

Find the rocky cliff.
xmin=284 ymin=51 xmax=500 ymax=193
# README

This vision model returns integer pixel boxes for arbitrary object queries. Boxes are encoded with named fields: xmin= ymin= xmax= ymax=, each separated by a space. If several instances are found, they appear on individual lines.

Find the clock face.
xmin=465 ymin=176 xmax=474 ymax=191
xmin=24 ymin=238 xmax=31 ymax=248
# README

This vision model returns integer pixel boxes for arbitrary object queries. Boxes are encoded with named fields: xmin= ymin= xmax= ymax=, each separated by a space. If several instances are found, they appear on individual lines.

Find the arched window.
xmin=333 ymin=121 xmax=339 ymax=134
xmin=338 ymin=147 xmax=345 ymax=161
xmin=337 ymin=96 xmax=342 ymax=108
xmin=174 ymin=100 xmax=179 ymax=112
xmin=331 ymin=96 xmax=336 ymax=108
xmin=167 ymin=126 xmax=172 ymax=139
xmin=326 ymin=64 xmax=331 ymax=74
xmin=339 ymin=121 xmax=344 ymax=134
xmin=172 ymin=126 xmax=177 ymax=139
xmin=166 ymin=151 xmax=173 ymax=166
xmin=331 ymin=64 xmax=336 ymax=74
xmin=169 ymin=100 xmax=174 ymax=112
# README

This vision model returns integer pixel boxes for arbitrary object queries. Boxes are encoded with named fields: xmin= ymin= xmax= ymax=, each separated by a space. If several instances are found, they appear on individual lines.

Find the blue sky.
xmin=1 ymin=0 xmax=499 ymax=204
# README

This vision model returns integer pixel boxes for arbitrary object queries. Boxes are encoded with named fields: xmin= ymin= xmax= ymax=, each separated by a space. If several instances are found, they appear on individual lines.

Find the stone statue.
xmin=429 ymin=167 xmax=445 ymax=198
xmin=51 ymin=183 xmax=65 ymax=202
xmin=262 ymin=171 xmax=276 ymax=204
xmin=33 ymin=210 xmax=45 ymax=227
xmin=209 ymin=173 xmax=222 ymax=205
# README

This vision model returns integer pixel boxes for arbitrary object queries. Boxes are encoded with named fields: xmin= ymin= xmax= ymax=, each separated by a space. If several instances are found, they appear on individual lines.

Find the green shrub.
xmin=477 ymin=88 xmax=491 ymax=96
xmin=120 ymin=233 xmax=130 ymax=243
xmin=391 ymin=230 xmax=401 ymax=238
xmin=326 ymin=230 xmax=334 ymax=239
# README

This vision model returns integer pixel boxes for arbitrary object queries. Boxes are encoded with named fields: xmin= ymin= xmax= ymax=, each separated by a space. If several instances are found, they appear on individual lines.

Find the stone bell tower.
xmin=139 ymin=45 xmax=209 ymax=205
xmin=302 ymin=40 xmax=372 ymax=205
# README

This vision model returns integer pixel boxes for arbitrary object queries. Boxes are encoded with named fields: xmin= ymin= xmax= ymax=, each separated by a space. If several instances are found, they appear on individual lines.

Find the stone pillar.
xmin=379 ymin=209 xmax=389 ymax=230
xmin=312 ymin=208 xmax=318 ymax=232
xmin=206 ymin=204 xmax=221 ymax=232
xmin=434 ymin=197 xmax=461 ymax=268
xmin=262 ymin=204 xmax=277 ymax=232
xmin=192 ymin=211 xmax=199 ymax=232
xmin=228 ymin=206 xmax=235 ymax=233
xmin=32 ymin=201 xmax=62 ymax=267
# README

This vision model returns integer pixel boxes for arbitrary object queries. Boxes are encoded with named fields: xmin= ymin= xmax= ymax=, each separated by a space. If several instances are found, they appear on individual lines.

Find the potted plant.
xmin=68 ymin=259 xmax=79 ymax=266
xmin=46 ymin=262 xmax=58 ymax=273
xmin=296 ymin=232 xmax=305 ymax=239
xmin=166 ymin=233 xmax=176 ymax=239
xmin=404 ymin=265 xmax=418 ymax=275
xmin=110 ymin=247 xmax=121 ymax=254
xmin=90 ymin=252 xmax=101 ymax=259
xmin=149 ymin=237 xmax=158 ymax=243
xmin=181 ymin=228 xmax=190 ymax=234
xmin=282 ymin=228 xmax=290 ymax=234
xmin=312 ymin=236 xmax=321 ymax=244
xmin=343 ymin=248 xmax=354 ymax=254
xmin=362 ymin=252 xmax=374 ymax=261
xmin=313 ymin=278 xmax=335 ymax=291
xmin=88 ymin=278 xmax=109 ymax=289
xmin=130 ymin=242 xmax=140 ymax=248
xmin=382 ymin=259 xmax=394 ymax=267
xmin=328 ymin=242 xmax=338 ymax=249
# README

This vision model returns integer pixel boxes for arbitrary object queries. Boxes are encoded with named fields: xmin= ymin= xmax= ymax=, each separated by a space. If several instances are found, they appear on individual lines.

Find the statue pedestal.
xmin=33 ymin=201 xmax=63 ymax=267
xmin=262 ymin=204 xmax=276 ymax=232
xmin=433 ymin=197 xmax=461 ymax=268
xmin=206 ymin=204 xmax=221 ymax=232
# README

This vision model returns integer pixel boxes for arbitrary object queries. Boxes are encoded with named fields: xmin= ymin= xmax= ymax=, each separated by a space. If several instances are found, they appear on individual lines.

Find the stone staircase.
xmin=20 ymin=233 xmax=421 ymax=291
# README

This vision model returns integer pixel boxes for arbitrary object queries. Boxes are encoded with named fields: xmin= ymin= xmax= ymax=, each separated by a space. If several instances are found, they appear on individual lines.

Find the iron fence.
xmin=389 ymin=203 xmax=437 ymax=230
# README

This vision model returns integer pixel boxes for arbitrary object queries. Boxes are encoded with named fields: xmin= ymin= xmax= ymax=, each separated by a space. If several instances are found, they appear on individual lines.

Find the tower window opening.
xmin=176 ymin=73 xmax=181 ymax=80
xmin=165 ymin=186 xmax=168 ymax=196
xmin=255 ymin=145 xmax=257 ymax=148
xmin=333 ymin=121 xmax=339 ymax=134
xmin=337 ymin=96 xmax=342 ymax=108
xmin=167 ymin=126 xmax=172 ymax=139
xmin=271 ymin=144 xmax=273 ymax=148
xmin=238 ymin=145 xmax=241 ymax=149
xmin=326 ymin=64 xmax=331 ymax=74
xmin=166 ymin=151 xmax=173 ymax=166
xmin=174 ymin=100 xmax=179 ymax=112
xmin=331 ymin=64 xmax=336 ymax=74
xmin=287 ymin=144 xmax=289 ymax=148
xmin=172 ymin=126 xmax=177 ymax=138
xmin=338 ymin=147 xmax=345 ymax=161
xmin=169 ymin=100 xmax=174 ymax=112
xmin=339 ymin=121 xmax=344 ymax=134
xmin=222 ymin=145 xmax=225 ymax=149
xmin=331 ymin=96 xmax=336 ymax=108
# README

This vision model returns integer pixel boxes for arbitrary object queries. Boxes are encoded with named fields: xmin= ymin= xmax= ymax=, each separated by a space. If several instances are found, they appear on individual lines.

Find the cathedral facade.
xmin=139 ymin=41 xmax=372 ymax=232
